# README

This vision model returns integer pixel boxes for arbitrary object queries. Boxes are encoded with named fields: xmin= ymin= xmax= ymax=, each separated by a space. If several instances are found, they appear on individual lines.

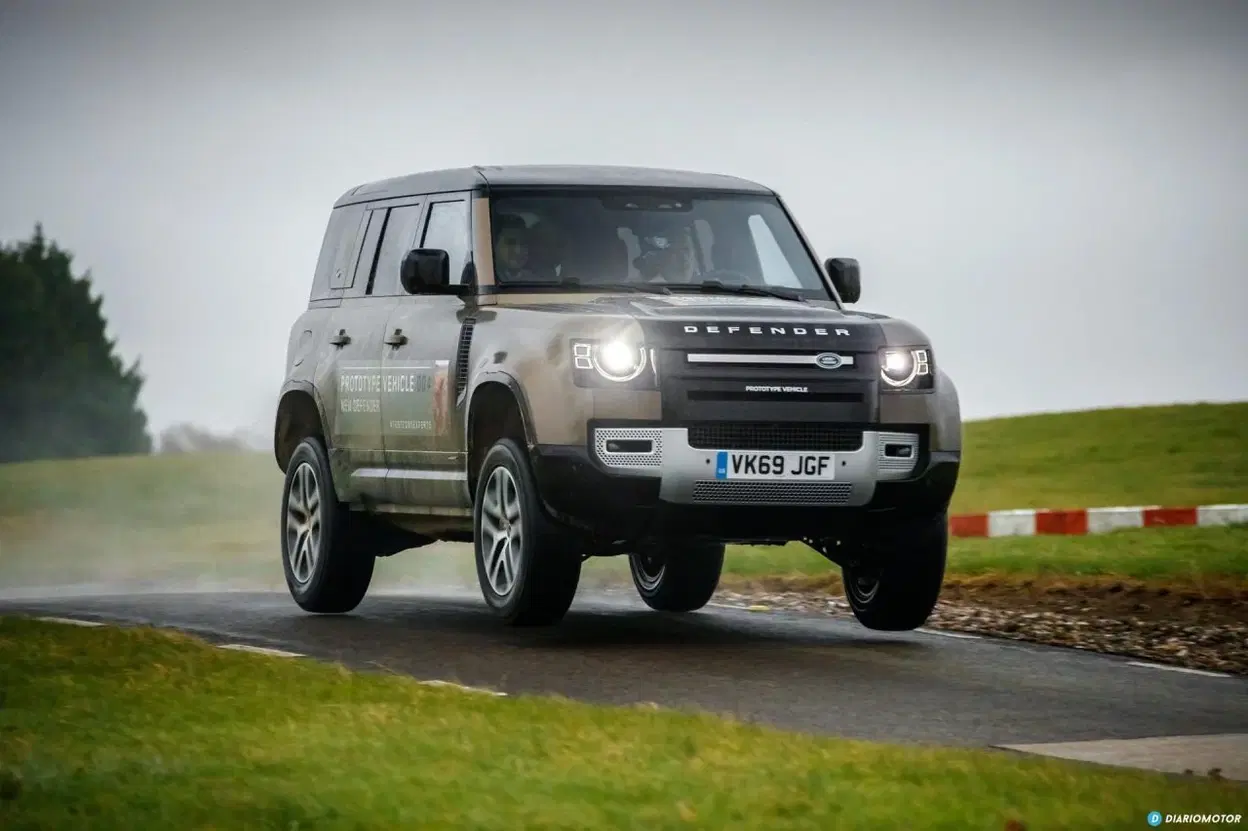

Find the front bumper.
xmin=530 ymin=424 xmax=960 ymax=543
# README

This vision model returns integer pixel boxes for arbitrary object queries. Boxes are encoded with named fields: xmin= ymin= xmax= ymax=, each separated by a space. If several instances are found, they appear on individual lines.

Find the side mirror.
xmin=400 ymin=248 xmax=450 ymax=294
xmin=824 ymin=257 xmax=861 ymax=304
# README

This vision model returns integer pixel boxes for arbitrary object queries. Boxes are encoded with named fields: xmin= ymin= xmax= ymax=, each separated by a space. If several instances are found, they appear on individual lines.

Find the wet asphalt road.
xmin=3 ymin=588 xmax=1245 ymax=748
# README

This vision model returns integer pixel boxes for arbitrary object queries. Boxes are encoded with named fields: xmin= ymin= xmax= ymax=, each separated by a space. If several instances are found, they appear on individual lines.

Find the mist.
xmin=1 ymin=0 xmax=1245 ymax=438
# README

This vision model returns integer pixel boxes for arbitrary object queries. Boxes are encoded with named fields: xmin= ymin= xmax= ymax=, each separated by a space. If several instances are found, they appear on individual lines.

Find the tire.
xmin=628 ymin=538 xmax=725 ymax=613
xmin=841 ymin=511 xmax=948 ymax=631
xmin=280 ymin=436 xmax=376 ymax=613
xmin=472 ymin=437 xmax=582 ymax=626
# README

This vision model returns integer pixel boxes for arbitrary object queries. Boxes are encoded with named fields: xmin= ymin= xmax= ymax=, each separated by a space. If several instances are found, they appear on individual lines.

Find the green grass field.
xmin=0 ymin=402 xmax=1245 ymax=593
xmin=1 ymin=617 xmax=1242 ymax=830
xmin=953 ymin=401 xmax=1248 ymax=511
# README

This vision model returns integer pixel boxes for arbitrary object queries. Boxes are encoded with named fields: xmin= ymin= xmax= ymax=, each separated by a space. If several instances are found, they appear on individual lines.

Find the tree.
xmin=0 ymin=224 xmax=152 ymax=463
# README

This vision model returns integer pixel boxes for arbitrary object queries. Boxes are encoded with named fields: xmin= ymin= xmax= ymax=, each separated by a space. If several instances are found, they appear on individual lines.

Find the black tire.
xmin=280 ymin=436 xmax=375 ymax=613
xmin=628 ymin=538 xmax=725 ymax=613
xmin=472 ymin=437 xmax=582 ymax=626
xmin=842 ymin=511 xmax=948 ymax=631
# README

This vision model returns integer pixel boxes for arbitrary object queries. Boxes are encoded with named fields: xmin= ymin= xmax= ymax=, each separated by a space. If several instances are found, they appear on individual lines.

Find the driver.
xmin=634 ymin=221 xmax=700 ymax=283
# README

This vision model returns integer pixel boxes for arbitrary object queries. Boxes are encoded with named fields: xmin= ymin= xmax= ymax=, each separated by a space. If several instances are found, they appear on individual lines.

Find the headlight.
xmin=880 ymin=347 xmax=932 ymax=390
xmin=572 ymin=338 xmax=652 ymax=385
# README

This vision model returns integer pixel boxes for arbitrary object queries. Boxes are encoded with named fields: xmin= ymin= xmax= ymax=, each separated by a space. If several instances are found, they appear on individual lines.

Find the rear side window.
xmin=309 ymin=205 xmax=366 ymax=301
xmin=309 ymin=208 xmax=351 ymax=301
xmin=328 ymin=208 xmax=367 ymax=291
xmin=348 ymin=208 xmax=386 ymax=293
xmin=371 ymin=204 xmax=425 ymax=296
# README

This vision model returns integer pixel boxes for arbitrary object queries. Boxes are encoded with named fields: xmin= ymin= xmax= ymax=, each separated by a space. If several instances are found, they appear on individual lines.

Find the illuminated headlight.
xmin=572 ymin=338 xmax=650 ymax=384
xmin=880 ymin=347 xmax=932 ymax=390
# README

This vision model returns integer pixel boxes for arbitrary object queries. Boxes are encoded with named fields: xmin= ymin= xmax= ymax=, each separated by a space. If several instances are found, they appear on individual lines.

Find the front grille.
xmin=686 ymin=423 xmax=864 ymax=452
xmin=691 ymin=481 xmax=854 ymax=505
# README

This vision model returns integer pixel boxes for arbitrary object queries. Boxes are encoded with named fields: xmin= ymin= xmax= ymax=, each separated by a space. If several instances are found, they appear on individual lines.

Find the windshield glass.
xmin=488 ymin=189 xmax=832 ymax=300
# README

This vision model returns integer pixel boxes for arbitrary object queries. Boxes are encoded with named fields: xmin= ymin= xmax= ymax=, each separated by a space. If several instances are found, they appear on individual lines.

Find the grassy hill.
xmin=0 ymin=401 xmax=1244 ymax=592
xmin=955 ymin=401 xmax=1248 ymax=511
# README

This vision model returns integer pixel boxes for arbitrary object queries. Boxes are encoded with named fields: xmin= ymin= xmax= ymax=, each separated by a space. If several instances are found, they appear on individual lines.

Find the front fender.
xmin=464 ymin=370 xmax=539 ymax=451
xmin=932 ymin=368 xmax=962 ymax=453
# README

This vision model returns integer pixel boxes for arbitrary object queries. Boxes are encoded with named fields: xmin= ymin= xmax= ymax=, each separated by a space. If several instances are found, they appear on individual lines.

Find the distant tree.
xmin=0 ymin=224 xmax=152 ymax=462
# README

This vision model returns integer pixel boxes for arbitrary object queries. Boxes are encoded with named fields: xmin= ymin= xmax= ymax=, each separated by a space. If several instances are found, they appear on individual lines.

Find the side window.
xmin=371 ymin=203 xmax=424 ymax=296
xmin=347 ymin=208 xmax=385 ymax=294
xmin=748 ymin=214 xmax=801 ymax=288
xmin=309 ymin=207 xmax=353 ymax=301
xmin=328 ymin=206 xmax=367 ymax=291
xmin=421 ymin=200 xmax=470 ymax=284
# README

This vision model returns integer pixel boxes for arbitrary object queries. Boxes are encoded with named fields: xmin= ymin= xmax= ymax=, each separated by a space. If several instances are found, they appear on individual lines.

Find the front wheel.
xmin=841 ymin=511 xmax=948 ymax=631
xmin=280 ymin=436 xmax=376 ymax=613
xmin=629 ymin=538 xmax=725 ymax=612
xmin=473 ymin=438 xmax=582 ymax=626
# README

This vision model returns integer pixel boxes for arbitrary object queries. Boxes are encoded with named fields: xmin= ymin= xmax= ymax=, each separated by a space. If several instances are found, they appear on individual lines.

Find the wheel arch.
xmin=933 ymin=366 xmax=962 ymax=453
xmin=465 ymin=374 xmax=537 ymax=495
xmin=274 ymin=382 xmax=331 ymax=473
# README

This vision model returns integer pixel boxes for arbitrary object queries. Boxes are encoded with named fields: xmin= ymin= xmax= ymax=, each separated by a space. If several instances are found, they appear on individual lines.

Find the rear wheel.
xmin=281 ymin=436 xmax=375 ymax=613
xmin=629 ymin=538 xmax=725 ymax=612
xmin=473 ymin=438 xmax=582 ymax=626
xmin=842 ymin=511 xmax=948 ymax=631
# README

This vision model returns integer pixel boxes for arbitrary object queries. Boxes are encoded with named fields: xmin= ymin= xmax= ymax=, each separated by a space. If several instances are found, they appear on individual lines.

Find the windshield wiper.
xmin=666 ymin=280 xmax=806 ymax=303
xmin=497 ymin=278 xmax=671 ymax=295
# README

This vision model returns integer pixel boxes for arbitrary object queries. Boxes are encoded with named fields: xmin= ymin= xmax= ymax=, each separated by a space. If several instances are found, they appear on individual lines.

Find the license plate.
xmin=714 ymin=450 xmax=835 ymax=480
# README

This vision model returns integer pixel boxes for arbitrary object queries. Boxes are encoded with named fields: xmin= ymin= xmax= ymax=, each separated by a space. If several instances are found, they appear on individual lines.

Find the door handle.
xmin=385 ymin=328 xmax=408 ymax=347
xmin=329 ymin=329 xmax=350 ymax=347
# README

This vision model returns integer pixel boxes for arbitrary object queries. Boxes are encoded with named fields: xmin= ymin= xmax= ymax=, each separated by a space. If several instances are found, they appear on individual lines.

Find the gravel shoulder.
xmin=714 ymin=579 xmax=1248 ymax=676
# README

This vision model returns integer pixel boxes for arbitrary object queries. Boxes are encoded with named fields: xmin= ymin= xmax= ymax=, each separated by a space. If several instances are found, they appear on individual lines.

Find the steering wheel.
xmin=695 ymin=269 xmax=757 ymax=285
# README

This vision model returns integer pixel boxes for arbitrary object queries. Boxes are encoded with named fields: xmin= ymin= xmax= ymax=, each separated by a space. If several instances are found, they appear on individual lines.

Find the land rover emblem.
xmin=814 ymin=352 xmax=846 ymax=370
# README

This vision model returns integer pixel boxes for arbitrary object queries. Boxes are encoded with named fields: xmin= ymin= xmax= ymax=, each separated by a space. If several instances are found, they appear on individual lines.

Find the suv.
xmin=274 ymin=165 xmax=961 ymax=629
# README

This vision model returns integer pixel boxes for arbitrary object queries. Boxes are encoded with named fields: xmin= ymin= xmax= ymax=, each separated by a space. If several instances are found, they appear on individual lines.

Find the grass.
xmin=1 ymin=617 xmax=1244 ymax=830
xmin=0 ymin=402 xmax=1245 ymax=594
xmin=954 ymin=401 xmax=1248 ymax=511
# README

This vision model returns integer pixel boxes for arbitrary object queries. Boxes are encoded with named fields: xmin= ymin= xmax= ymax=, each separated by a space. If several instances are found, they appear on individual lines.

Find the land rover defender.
xmin=274 ymin=165 xmax=962 ymax=628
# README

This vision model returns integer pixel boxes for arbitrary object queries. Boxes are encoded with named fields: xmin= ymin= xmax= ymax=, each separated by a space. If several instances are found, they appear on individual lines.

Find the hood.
xmin=495 ymin=291 xmax=895 ymax=352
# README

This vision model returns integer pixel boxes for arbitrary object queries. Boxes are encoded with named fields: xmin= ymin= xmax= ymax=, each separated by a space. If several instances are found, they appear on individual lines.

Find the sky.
xmin=1 ymin=0 xmax=1245 ymax=437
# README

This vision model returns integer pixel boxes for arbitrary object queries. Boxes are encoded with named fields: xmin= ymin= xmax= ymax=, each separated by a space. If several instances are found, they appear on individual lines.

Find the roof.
xmin=332 ymin=164 xmax=774 ymax=207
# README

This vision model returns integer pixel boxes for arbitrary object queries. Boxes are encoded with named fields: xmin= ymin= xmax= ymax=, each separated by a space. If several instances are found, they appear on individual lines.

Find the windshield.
xmin=488 ymin=189 xmax=833 ymax=300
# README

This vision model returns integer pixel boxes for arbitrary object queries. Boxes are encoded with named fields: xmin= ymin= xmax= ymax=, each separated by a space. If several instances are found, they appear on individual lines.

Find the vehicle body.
xmin=274 ymin=165 xmax=961 ymax=628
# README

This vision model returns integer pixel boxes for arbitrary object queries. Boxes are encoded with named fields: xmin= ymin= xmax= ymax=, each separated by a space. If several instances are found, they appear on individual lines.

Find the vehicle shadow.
xmin=331 ymin=590 xmax=934 ymax=661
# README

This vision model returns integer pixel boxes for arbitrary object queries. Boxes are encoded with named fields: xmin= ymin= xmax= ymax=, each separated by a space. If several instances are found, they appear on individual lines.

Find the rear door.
xmin=378 ymin=192 xmax=475 ymax=510
xmin=318 ymin=202 xmax=392 ymax=503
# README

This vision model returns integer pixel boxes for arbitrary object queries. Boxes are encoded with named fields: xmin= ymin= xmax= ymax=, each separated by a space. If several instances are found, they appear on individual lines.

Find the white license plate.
xmin=714 ymin=450 xmax=835 ymax=480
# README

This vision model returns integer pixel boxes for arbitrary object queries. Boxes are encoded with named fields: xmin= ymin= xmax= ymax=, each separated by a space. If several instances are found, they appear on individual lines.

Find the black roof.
xmin=333 ymin=164 xmax=774 ymax=207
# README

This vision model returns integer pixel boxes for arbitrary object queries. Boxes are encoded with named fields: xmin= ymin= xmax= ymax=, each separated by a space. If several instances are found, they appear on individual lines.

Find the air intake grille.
xmin=691 ymin=481 xmax=854 ymax=505
xmin=454 ymin=318 xmax=476 ymax=398
xmin=687 ymin=423 xmax=864 ymax=452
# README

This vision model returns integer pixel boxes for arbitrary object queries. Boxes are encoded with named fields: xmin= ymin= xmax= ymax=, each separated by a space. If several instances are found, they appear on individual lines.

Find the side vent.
xmin=454 ymin=318 xmax=476 ymax=399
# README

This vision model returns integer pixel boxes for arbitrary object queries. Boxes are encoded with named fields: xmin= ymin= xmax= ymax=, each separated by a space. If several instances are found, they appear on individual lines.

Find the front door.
xmin=379 ymin=193 xmax=475 ymax=510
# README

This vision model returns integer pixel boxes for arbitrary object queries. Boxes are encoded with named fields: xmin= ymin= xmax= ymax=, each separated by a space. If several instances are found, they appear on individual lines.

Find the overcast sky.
xmin=1 ymin=0 xmax=1245 ymax=436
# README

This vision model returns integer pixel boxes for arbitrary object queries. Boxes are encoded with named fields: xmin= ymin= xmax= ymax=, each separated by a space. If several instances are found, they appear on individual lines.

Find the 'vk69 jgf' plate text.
xmin=714 ymin=451 xmax=836 ymax=480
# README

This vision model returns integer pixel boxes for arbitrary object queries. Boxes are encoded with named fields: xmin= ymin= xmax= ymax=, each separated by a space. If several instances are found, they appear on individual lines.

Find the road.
xmin=3 ymin=586 xmax=1246 ymax=763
